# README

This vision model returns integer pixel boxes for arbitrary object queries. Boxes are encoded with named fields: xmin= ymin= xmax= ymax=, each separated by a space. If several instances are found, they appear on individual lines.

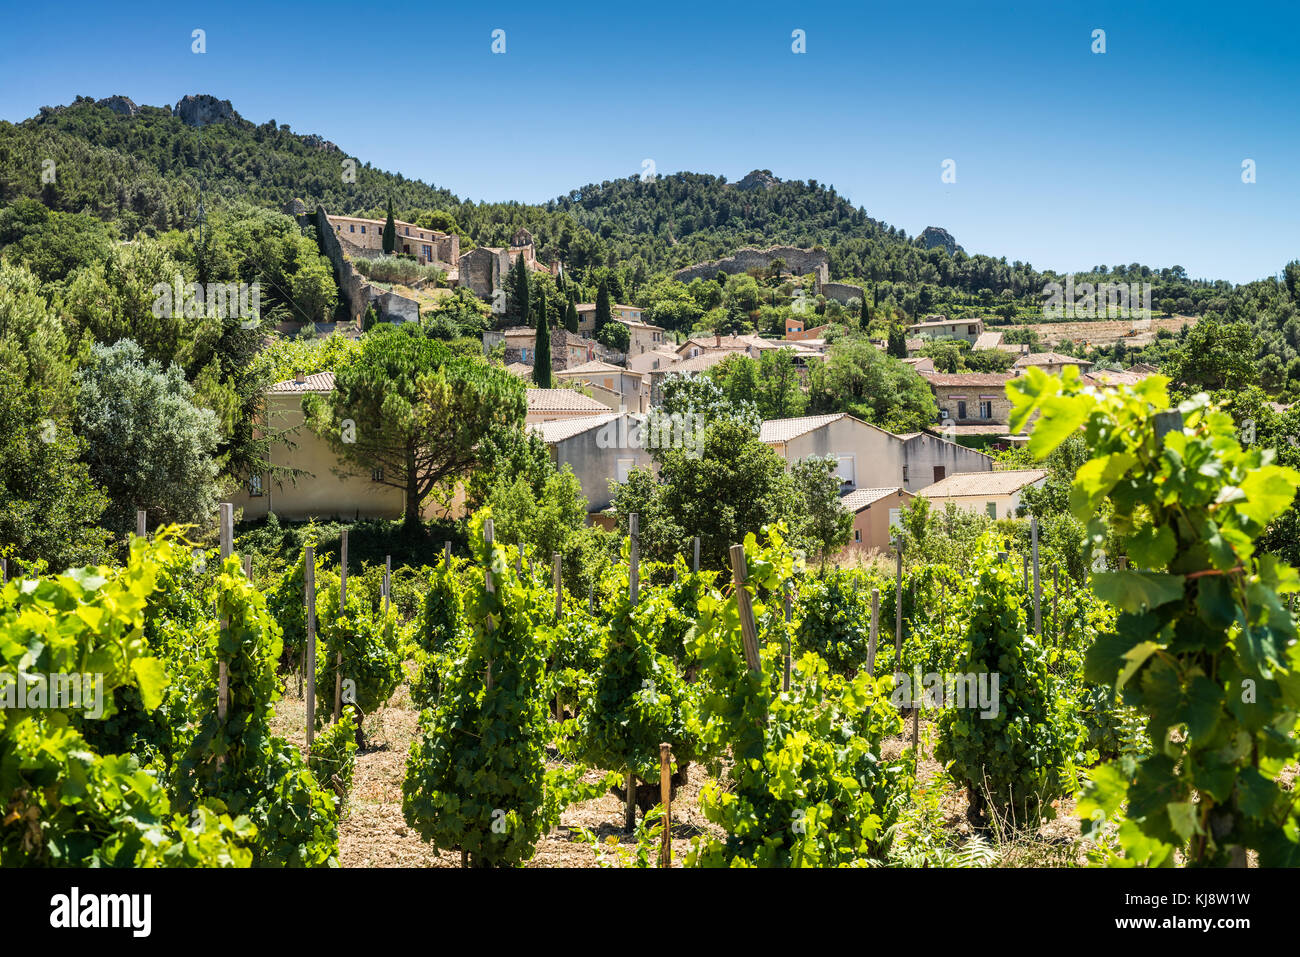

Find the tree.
xmin=595 ymin=320 xmax=629 ymax=353
xmin=75 ymin=339 xmax=222 ymax=532
xmin=513 ymin=252 xmax=530 ymax=327
xmin=886 ymin=324 xmax=908 ymax=358
xmin=595 ymin=275 xmax=612 ymax=331
xmin=1161 ymin=316 xmax=1258 ymax=393
xmin=756 ymin=347 xmax=808 ymax=419
xmin=303 ymin=324 xmax=528 ymax=525
xmin=807 ymin=339 xmax=936 ymax=433
xmin=564 ymin=297 xmax=579 ymax=334
xmin=382 ymin=198 xmax=396 ymax=255
xmin=790 ymin=456 xmax=852 ymax=568
xmin=532 ymin=293 xmax=552 ymax=388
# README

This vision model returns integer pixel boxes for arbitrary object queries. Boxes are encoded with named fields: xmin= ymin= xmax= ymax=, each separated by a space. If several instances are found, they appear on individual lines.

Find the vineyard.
xmin=3 ymin=371 xmax=1299 ymax=869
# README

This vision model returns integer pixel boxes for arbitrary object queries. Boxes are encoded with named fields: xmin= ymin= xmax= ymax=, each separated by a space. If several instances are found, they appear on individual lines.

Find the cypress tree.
xmin=514 ymin=252 xmax=530 ymax=326
xmin=533 ymin=295 xmax=552 ymax=388
xmin=595 ymin=276 xmax=612 ymax=332
xmin=382 ymin=198 xmax=396 ymax=255
xmin=564 ymin=296 xmax=579 ymax=334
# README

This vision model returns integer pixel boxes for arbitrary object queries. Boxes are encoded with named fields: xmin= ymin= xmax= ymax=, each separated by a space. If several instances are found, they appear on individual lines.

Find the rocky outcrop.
xmin=734 ymin=169 xmax=779 ymax=191
xmin=96 ymin=95 xmax=140 ymax=116
xmin=920 ymin=226 xmax=958 ymax=255
xmin=174 ymin=94 xmax=240 ymax=127
xmin=673 ymin=245 xmax=829 ymax=284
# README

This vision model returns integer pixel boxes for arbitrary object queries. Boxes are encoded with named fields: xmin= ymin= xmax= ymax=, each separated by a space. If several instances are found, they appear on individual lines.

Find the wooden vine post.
xmin=625 ymin=515 xmax=640 ymax=830
xmin=483 ymin=519 xmax=495 ymax=692
xmin=217 ymin=504 xmax=233 ymax=769
xmin=728 ymin=544 xmax=763 ymax=677
xmin=136 ymin=509 xmax=147 ymax=539
xmin=304 ymin=545 xmax=317 ymax=752
xmin=334 ymin=530 xmax=347 ymax=721
xmin=782 ymin=585 xmax=792 ymax=693
xmin=659 ymin=742 xmax=672 ymax=868
xmin=1031 ymin=515 xmax=1042 ymax=638
xmin=0 ymin=558 xmax=7 ymax=584
xmin=443 ymin=541 xmax=451 ymax=566
xmin=867 ymin=587 xmax=879 ymax=676
xmin=1052 ymin=566 xmax=1059 ymax=642
xmin=553 ymin=551 xmax=563 ymax=721
xmin=383 ymin=555 xmax=392 ymax=617
xmin=692 ymin=536 xmax=700 ymax=574
xmin=893 ymin=541 xmax=903 ymax=669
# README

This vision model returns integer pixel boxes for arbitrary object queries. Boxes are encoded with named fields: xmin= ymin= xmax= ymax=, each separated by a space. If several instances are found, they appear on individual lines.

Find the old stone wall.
xmin=673 ymin=246 xmax=830 ymax=284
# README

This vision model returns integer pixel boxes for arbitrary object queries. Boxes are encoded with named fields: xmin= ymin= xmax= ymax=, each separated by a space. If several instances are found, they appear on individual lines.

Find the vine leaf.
xmin=1091 ymin=570 xmax=1185 ymax=613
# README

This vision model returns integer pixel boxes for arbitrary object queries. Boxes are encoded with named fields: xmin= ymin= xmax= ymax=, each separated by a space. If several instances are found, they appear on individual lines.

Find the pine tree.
xmin=532 ymin=295 xmax=552 ymax=388
xmin=564 ymin=296 xmax=579 ymax=334
xmin=382 ymin=198 xmax=396 ymax=255
xmin=595 ymin=276 xmax=612 ymax=332
xmin=887 ymin=324 xmax=908 ymax=359
xmin=514 ymin=251 xmax=530 ymax=327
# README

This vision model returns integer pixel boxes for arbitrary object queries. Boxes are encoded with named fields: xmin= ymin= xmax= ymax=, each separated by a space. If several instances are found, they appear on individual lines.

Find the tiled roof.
xmin=525 ymin=388 xmax=611 ymax=413
xmin=659 ymin=350 xmax=739 ymax=374
xmin=529 ymin=411 xmax=623 ymax=444
xmin=557 ymin=360 xmax=642 ymax=378
xmin=972 ymin=331 xmax=1004 ymax=350
xmin=840 ymin=487 xmax=908 ymax=512
xmin=917 ymin=469 xmax=1048 ymax=498
xmin=270 ymin=371 xmax=336 ymax=394
xmin=504 ymin=361 xmax=533 ymax=377
xmin=759 ymin=413 xmax=848 ymax=443
xmin=1014 ymin=352 xmax=1093 ymax=368
xmin=922 ymin=372 xmax=1018 ymax=388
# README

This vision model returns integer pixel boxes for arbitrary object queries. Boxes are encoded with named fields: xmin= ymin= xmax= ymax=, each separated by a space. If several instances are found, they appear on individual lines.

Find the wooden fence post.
xmin=334 ymin=529 xmax=347 ymax=721
xmin=1031 ymin=515 xmax=1041 ymax=638
xmin=136 ymin=509 xmax=147 ymax=539
xmin=217 ymin=504 xmax=233 ymax=768
xmin=659 ymin=743 xmax=672 ymax=868
xmin=304 ymin=545 xmax=317 ymax=753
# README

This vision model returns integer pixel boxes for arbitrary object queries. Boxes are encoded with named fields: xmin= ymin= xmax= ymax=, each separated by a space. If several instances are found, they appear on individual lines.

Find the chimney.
xmin=714 ymin=333 xmax=721 ymax=347
xmin=293 ymin=369 xmax=305 ymax=384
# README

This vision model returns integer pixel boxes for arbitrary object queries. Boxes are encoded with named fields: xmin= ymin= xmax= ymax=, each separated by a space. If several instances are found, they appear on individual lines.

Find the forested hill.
xmin=0 ymin=92 xmax=1247 ymax=303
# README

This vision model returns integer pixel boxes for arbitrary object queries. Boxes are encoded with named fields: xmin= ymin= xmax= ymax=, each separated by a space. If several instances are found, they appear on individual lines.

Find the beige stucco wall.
xmin=924 ymin=482 xmax=1045 ymax=521
xmin=846 ymin=489 xmax=913 ymax=554
xmin=774 ymin=417 xmax=907 ymax=491
xmin=229 ymin=392 xmax=406 ymax=521
xmin=550 ymin=422 xmax=654 ymax=512
xmin=901 ymin=433 xmax=994 ymax=491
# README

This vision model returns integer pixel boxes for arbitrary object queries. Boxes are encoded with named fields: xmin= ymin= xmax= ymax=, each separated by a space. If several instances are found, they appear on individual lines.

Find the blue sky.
xmin=3 ymin=0 xmax=1297 ymax=283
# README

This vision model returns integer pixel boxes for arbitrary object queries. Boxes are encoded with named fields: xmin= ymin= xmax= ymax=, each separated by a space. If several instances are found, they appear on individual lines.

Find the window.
xmin=854 ymin=529 xmax=862 ymax=543
xmin=422 ymin=245 xmax=432 ymax=259
xmin=371 ymin=468 xmax=384 ymax=482
xmin=349 ymin=224 xmax=355 ymax=232
xmin=360 ymin=225 xmax=366 ymax=233
xmin=967 ymin=324 xmax=977 ymax=335
xmin=902 ymin=464 xmax=909 ymax=483
xmin=835 ymin=455 xmax=855 ymax=487
xmin=980 ymin=401 xmax=993 ymax=419
xmin=616 ymin=457 xmax=634 ymax=483
xmin=405 ymin=227 xmax=410 ymax=235
xmin=888 ymin=508 xmax=902 ymax=531
xmin=248 ymin=474 xmax=264 ymax=497
xmin=957 ymin=400 xmax=968 ymax=420
xmin=521 ymin=348 xmax=530 ymax=361
xmin=933 ymin=465 xmax=946 ymax=483
xmin=986 ymin=502 xmax=997 ymax=519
